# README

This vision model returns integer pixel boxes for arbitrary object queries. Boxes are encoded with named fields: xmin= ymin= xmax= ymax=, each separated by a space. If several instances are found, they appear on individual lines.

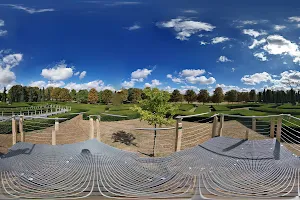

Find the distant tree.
xmin=37 ymin=89 xmax=42 ymax=102
xmin=70 ymin=89 xmax=77 ymax=101
xmin=77 ymin=90 xmax=89 ymax=103
xmin=98 ymin=91 xmax=102 ymax=103
xmin=8 ymin=85 xmax=23 ymax=102
xmin=51 ymin=88 xmax=61 ymax=101
xmin=238 ymin=92 xmax=250 ymax=102
xmin=46 ymin=87 xmax=52 ymax=101
xmin=128 ymin=88 xmax=142 ymax=103
xmin=88 ymin=88 xmax=99 ymax=104
xmin=266 ymin=89 xmax=272 ymax=103
xmin=131 ymin=88 xmax=179 ymax=157
xmin=249 ymin=89 xmax=257 ymax=102
xmin=197 ymin=89 xmax=209 ymax=104
xmin=262 ymin=89 xmax=266 ymax=103
xmin=112 ymin=93 xmax=123 ymax=106
xmin=184 ymin=90 xmax=197 ymax=104
xmin=118 ymin=89 xmax=128 ymax=102
xmin=102 ymin=89 xmax=113 ymax=104
xmin=257 ymin=92 xmax=262 ymax=102
xmin=41 ymin=87 xmax=45 ymax=102
xmin=290 ymin=88 xmax=296 ymax=105
xmin=2 ymin=87 xmax=6 ymax=103
xmin=59 ymin=88 xmax=71 ymax=101
xmin=170 ymin=89 xmax=183 ymax=102
xmin=225 ymin=90 xmax=238 ymax=103
xmin=212 ymin=87 xmax=224 ymax=104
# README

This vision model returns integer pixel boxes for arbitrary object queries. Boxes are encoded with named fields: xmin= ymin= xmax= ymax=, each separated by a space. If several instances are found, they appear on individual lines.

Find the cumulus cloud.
xmin=29 ymin=80 xmax=65 ymax=88
xmin=274 ymin=25 xmax=286 ymax=31
xmin=211 ymin=36 xmax=230 ymax=44
xmin=262 ymin=35 xmax=300 ymax=64
xmin=125 ymin=24 xmax=141 ymax=31
xmin=241 ymin=72 xmax=272 ymax=85
xmin=180 ymin=69 xmax=206 ymax=77
xmin=144 ymin=79 xmax=161 ymax=87
xmin=41 ymin=61 xmax=74 ymax=81
xmin=248 ymin=38 xmax=266 ymax=49
xmin=157 ymin=17 xmax=215 ymax=41
xmin=288 ymin=16 xmax=300 ymax=22
xmin=121 ymin=80 xmax=135 ymax=88
xmin=0 ymin=53 xmax=23 ymax=86
xmin=218 ymin=56 xmax=232 ymax=62
xmin=2 ymin=4 xmax=55 ymax=14
xmin=131 ymin=68 xmax=152 ymax=81
xmin=2 ymin=53 xmax=23 ymax=67
xmin=182 ymin=10 xmax=198 ymax=14
xmin=242 ymin=29 xmax=267 ymax=38
xmin=166 ymin=74 xmax=182 ymax=83
xmin=79 ymin=71 xmax=86 ymax=79
xmin=65 ymin=80 xmax=114 ymax=91
xmin=185 ymin=76 xmax=216 ymax=84
xmin=216 ymin=84 xmax=251 ymax=93
xmin=0 ymin=66 xmax=16 ymax=85
xmin=279 ymin=70 xmax=300 ymax=87
xmin=0 ymin=30 xmax=7 ymax=36
xmin=0 ymin=20 xmax=4 ymax=27
xmin=254 ymin=52 xmax=268 ymax=61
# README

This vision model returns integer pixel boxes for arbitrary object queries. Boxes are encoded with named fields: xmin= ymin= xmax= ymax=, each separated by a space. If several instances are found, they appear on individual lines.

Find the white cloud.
xmin=254 ymin=52 xmax=268 ymax=61
xmin=166 ymin=74 xmax=182 ymax=83
xmin=0 ymin=66 xmax=16 ymax=85
xmin=157 ymin=17 xmax=215 ymax=41
xmin=179 ymin=85 xmax=200 ymax=94
xmin=74 ymin=72 xmax=80 ymax=76
xmin=218 ymin=56 xmax=232 ymax=62
xmin=79 ymin=71 xmax=86 ymax=79
xmin=279 ymin=70 xmax=300 ymax=88
xmin=0 ymin=20 xmax=4 ymax=27
xmin=121 ymin=80 xmax=135 ymax=88
xmin=199 ymin=41 xmax=209 ymax=45
xmin=105 ymin=1 xmax=142 ymax=6
xmin=274 ymin=25 xmax=286 ymax=31
xmin=2 ymin=4 xmax=55 ymax=14
xmin=185 ymin=76 xmax=216 ymax=84
xmin=242 ymin=29 xmax=267 ymax=38
xmin=182 ymin=10 xmax=198 ymax=14
xmin=2 ymin=53 xmax=23 ymax=67
xmin=288 ymin=16 xmax=300 ymax=22
xmin=180 ymin=69 xmax=205 ymax=77
xmin=144 ymin=79 xmax=161 ymax=87
xmin=131 ymin=68 xmax=152 ymax=81
xmin=241 ymin=72 xmax=272 ymax=85
xmin=262 ymin=35 xmax=300 ymax=64
xmin=248 ymin=38 xmax=266 ymax=49
xmin=216 ymin=84 xmax=251 ymax=93
xmin=211 ymin=36 xmax=230 ymax=44
xmin=0 ymin=30 xmax=6 ymax=37
xmin=41 ymin=61 xmax=73 ymax=81
xmin=126 ymin=24 xmax=141 ymax=31
xmin=29 ymin=81 xmax=65 ymax=88
xmin=65 ymin=80 xmax=114 ymax=91
xmin=231 ymin=68 xmax=235 ymax=72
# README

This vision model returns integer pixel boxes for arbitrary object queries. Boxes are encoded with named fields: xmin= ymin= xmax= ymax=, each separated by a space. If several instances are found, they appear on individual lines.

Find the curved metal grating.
xmin=0 ymin=136 xmax=300 ymax=199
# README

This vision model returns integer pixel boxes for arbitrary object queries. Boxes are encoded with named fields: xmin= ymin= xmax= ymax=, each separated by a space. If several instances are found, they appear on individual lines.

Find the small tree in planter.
xmin=132 ymin=88 xmax=178 ymax=157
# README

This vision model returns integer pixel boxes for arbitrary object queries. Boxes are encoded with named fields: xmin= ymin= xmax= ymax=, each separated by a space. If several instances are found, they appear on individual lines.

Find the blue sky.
xmin=0 ymin=0 xmax=300 ymax=94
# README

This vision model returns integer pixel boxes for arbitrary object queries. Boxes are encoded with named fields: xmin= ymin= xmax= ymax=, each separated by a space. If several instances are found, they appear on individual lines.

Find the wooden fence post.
xmin=276 ymin=116 xmax=282 ymax=142
xmin=19 ymin=115 xmax=24 ymax=142
xmin=12 ymin=117 xmax=17 ymax=145
xmin=90 ymin=117 xmax=94 ymax=139
xmin=212 ymin=115 xmax=218 ymax=138
xmin=96 ymin=117 xmax=101 ymax=141
xmin=175 ymin=118 xmax=183 ymax=152
xmin=245 ymin=129 xmax=249 ymax=140
xmin=270 ymin=118 xmax=275 ymax=138
xmin=252 ymin=118 xmax=256 ymax=131
xmin=52 ymin=130 xmax=56 ymax=145
xmin=55 ymin=119 xmax=59 ymax=131
xmin=218 ymin=114 xmax=224 ymax=136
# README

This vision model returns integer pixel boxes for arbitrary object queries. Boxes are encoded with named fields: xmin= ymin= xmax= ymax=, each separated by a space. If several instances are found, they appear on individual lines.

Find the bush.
xmin=179 ymin=104 xmax=194 ymax=111
xmin=212 ymin=105 xmax=230 ymax=111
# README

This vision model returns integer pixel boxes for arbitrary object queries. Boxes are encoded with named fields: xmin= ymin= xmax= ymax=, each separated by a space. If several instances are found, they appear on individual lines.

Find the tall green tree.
xmin=170 ymin=89 xmax=183 ymax=102
xmin=197 ymin=89 xmax=210 ymax=105
xmin=132 ymin=88 xmax=179 ymax=157
xmin=184 ymin=90 xmax=197 ymax=104
xmin=249 ymin=89 xmax=257 ymax=102
xmin=102 ymin=89 xmax=113 ymax=104
xmin=2 ymin=87 xmax=6 ymax=103
xmin=118 ymin=89 xmax=128 ymax=102
xmin=70 ymin=89 xmax=77 ymax=101
xmin=51 ymin=87 xmax=61 ymax=101
xmin=212 ymin=87 xmax=224 ymax=104
xmin=225 ymin=90 xmax=238 ymax=103
xmin=128 ymin=88 xmax=142 ymax=103
xmin=76 ymin=90 xmax=89 ymax=103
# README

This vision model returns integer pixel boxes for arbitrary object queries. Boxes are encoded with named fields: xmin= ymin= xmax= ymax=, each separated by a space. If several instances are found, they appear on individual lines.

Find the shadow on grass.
xmin=112 ymin=131 xmax=137 ymax=146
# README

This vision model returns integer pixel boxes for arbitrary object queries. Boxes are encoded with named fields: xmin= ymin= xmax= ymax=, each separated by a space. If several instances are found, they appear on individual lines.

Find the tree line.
xmin=1 ymin=85 xmax=300 ymax=105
